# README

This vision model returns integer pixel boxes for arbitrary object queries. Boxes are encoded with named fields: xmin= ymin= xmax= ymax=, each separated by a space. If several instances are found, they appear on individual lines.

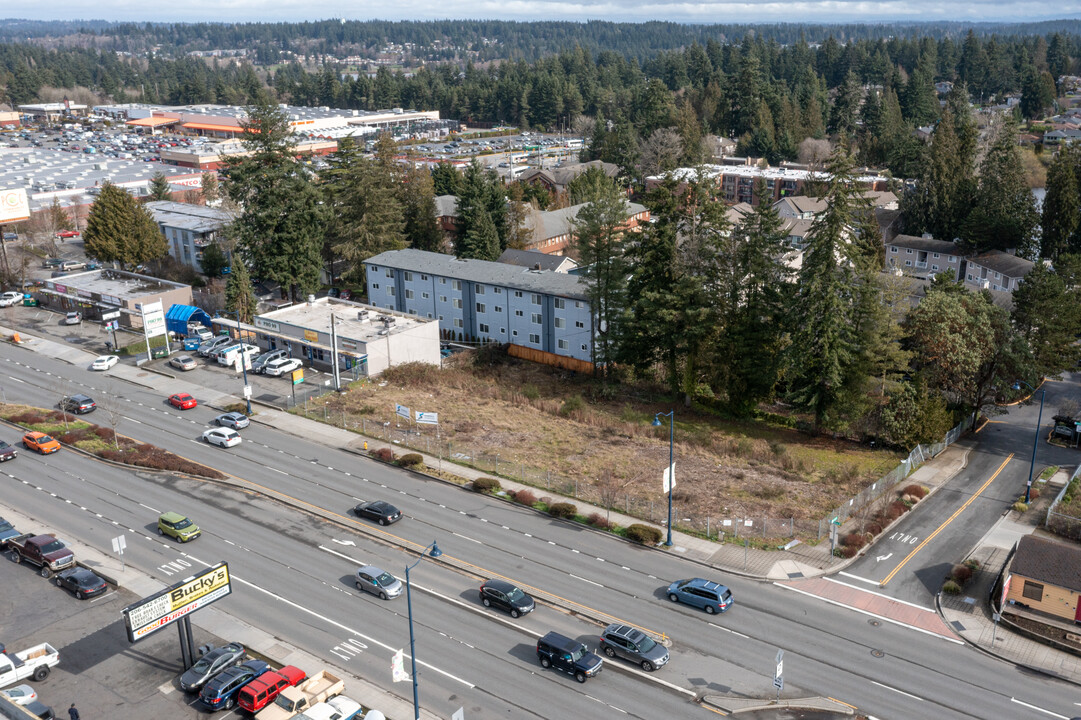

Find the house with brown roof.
xmin=434 ymin=195 xmax=459 ymax=234
xmin=497 ymin=248 xmax=578 ymax=273
xmin=774 ymin=196 xmax=828 ymax=220
xmin=886 ymin=235 xmax=963 ymax=280
xmin=1003 ymin=535 xmax=1081 ymax=623
xmin=522 ymin=200 xmax=649 ymax=255
xmin=963 ymin=250 xmax=1034 ymax=292
xmin=518 ymin=160 xmax=619 ymax=196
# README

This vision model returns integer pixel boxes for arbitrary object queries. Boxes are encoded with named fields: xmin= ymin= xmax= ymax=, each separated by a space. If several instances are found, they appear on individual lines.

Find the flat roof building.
xmin=145 ymin=201 xmax=235 ymax=273
xmin=38 ymin=268 xmax=193 ymax=329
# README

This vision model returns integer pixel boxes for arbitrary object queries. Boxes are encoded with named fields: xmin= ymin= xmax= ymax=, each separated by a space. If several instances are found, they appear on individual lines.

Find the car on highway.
xmin=199 ymin=659 xmax=270 ymax=711
xmin=60 ymin=394 xmax=96 ymax=414
xmin=53 ymin=567 xmax=109 ymax=599
xmin=216 ymin=412 xmax=250 ymax=430
xmin=666 ymin=577 xmax=733 ymax=614
xmin=22 ymin=432 xmax=60 ymax=454
xmin=354 ymin=565 xmax=403 ymax=600
xmin=169 ymin=355 xmax=197 ymax=371
xmin=598 ymin=623 xmax=669 ymax=671
xmin=0 ymin=684 xmax=37 ymax=705
xmin=168 ymin=392 xmax=197 ymax=410
xmin=536 ymin=631 xmax=603 ymax=683
xmin=0 ymin=440 xmax=17 ymax=462
xmin=63 ymin=311 xmax=81 ymax=325
xmin=479 ymin=579 xmax=535 ymax=618
xmin=157 ymin=512 xmax=201 ymax=542
xmin=90 ymin=355 xmax=119 ymax=371
xmin=178 ymin=642 xmax=245 ymax=692
xmin=203 ymin=427 xmax=241 ymax=448
xmin=352 ymin=500 xmax=401 ymax=526
xmin=55 ymin=230 xmax=80 ymax=239
xmin=264 ymin=357 xmax=303 ymax=377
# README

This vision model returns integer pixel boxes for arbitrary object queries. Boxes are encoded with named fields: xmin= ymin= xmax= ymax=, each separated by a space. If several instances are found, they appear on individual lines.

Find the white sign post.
xmin=774 ymin=649 xmax=784 ymax=697
xmin=112 ymin=534 xmax=127 ymax=572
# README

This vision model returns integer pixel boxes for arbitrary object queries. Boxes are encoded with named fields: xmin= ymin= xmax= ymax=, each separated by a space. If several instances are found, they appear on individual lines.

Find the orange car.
xmin=23 ymin=431 xmax=61 ymax=454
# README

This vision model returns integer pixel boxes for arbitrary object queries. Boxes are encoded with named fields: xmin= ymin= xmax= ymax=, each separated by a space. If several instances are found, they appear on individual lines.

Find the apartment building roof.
xmin=145 ymin=200 xmax=234 ymax=233
xmin=889 ymin=234 xmax=960 ymax=254
xmin=365 ymin=248 xmax=590 ymax=301
xmin=498 ymin=249 xmax=578 ymax=272
xmin=966 ymin=250 xmax=1035 ymax=278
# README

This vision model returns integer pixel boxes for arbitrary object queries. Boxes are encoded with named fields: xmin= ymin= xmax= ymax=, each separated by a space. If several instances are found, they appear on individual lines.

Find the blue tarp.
xmin=165 ymin=304 xmax=213 ymax=337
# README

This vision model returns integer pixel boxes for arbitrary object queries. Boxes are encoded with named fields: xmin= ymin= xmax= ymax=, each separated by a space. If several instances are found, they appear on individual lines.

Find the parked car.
xmin=189 ymin=327 xmax=214 ymax=343
xmin=199 ymin=659 xmax=270 ymax=711
xmin=21 ymin=700 xmax=54 ymax=720
xmin=55 ymin=230 xmax=80 ymax=239
xmin=666 ymin=577 xmax=733 ymax=614
xmin=41 ymin=258 xmax=63 ymax=268
xmin=198 ymin=335 xmax=234 ymax=357
xmin=0 ymin=440 xmax=17 ymax=462
xmin=216 ymin=412 xmax=250 ymax=430
xmin=536 ymin=631 xmax=603 ymax=683
xmin=0 ymin=643 xmax=60 ymax=686
xmin=0 ymin=291 xmax=22 ymax=307
xmin=598 ymin=623 xmax=669 ymax=671
xmin=0 ymin=684 xmax=37 ymax=705
xmin=203 ymin=427 xmax=241 ymax=448
xmin=479 ymin=579 xmax=535 ymax=618
xmin=178 ymin=643 xmax=245 ymax=692
xmin=168 ymin=392 xmax=197 ymax=410
xmin=6 ymin=535 xmax=73 ymax=578
xmin=23 ymin=431 xmax=60 ymax=454
xmin=354 ymin=566 xmax=402 ymax=600
xmin=251 ymin=348 xmax=288 ymax=374
xmin=264 ymin=357 xmax=303 ymax=377
xmin=157 ymin=512 xmax=201 ymax=542
xmin=54 ymin=567 xmax=109 ymax=599
xmin=0 ymin=516 xmax=20 ymax=544
xmin=63 ymin=311 xmax=81 ymax=325
xmin=60 ymin=394 xmax=96 ymax=414
xmin=90 ymin=355 xmax=118 ymax=371
xmin=352 ymin=500 xmax=401 ymax=526
xmin=237 ymin=665 xmax=306 ymax=713
xmin=58 ymin=261 xmax=85 ymax=272
xmin=169 ymin=355 xmax=197 ymax=372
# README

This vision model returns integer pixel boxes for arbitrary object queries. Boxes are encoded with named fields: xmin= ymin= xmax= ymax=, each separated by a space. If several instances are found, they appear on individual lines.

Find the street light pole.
xmin=652 ymin=410 xmax=675 ymax=547
xmin=1013 ymin=380 xmax=1046 ymax=504
xmin=224 ymin=310 xmax=252 ymax=415
xmin=405 ymin=541 xmax=442 ymax=720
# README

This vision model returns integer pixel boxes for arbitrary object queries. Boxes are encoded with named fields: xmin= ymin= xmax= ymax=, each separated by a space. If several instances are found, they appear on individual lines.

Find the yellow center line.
xmin=880 ymin=453 xmax=1013 ymax=587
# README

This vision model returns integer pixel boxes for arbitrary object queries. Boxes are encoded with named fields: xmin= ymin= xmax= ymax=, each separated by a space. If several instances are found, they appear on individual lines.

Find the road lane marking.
xmin=1010 ymin=697 xmax=1068 ymax=718
xmin=838 ymin=572 xmax=881 ymax=586
xmin=569 ymin=574 xmax=603 ymax=587
xmin=824 ymin=578 xmax=935 ymax=612
xmin=452 ymin=532 xmax=482 ymax=544
xmin=880 ymin=453 xmax=1013 ymax=587
xmin=871 ymin=681 xmax=923 ymax=700
xmin=708 ymin=622 xmax=749 ymax=638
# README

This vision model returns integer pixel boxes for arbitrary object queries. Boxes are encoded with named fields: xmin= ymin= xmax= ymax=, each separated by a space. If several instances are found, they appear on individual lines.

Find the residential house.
xmin=518 ymin=160 xmax=619 ymax=196
xmin=497 ymin=249 xmax=578 ymax=273
xmin=434 ymin=194 xmax=459 ymax=234
xmin=774 ymin=196 xmax=827 ymax=220
xmin=145 ymin=200 xmax=234 ymax=274
xmin=1003 ymin=535 xmax=1081 ymax=624
xmin=886 ymin=235 xmax=963 ymax=280
xmin=522 ymin=200 xmax=649 ymax=255
xmin=963 ymin=250 xmax=1034 ymax=292
xmin=364 ymin=248 xmax=594 ymax=363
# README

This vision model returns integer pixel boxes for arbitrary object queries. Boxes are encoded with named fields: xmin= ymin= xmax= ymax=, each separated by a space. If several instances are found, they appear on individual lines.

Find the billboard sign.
xmin=141 ymin=300 xmax=167 ymax=339
xmin=122 ymin=563 xmax=232 ymax=642
xmin=0 ymin=189 xmax=30 ymax=223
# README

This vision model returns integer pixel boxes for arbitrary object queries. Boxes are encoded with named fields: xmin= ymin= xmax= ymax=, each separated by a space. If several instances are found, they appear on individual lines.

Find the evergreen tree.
xmin=199 ymin=242 xmax=228 ymax=278
xmin=829 ymin=71 xmax=861 ymax=136
xmin=1041 ymin=148 xmax=1081 ymax=259
xmin=567 ymin=166 xmax=615 ymax=205
xmin=399 ymin=163 xmax=443 ymax=253
xmin=431 ymin=162 xmax=462 ymax=196
xmin=200 ymin=172 xmax=220 ymax=204
xmin=455 ymin=161 xmax=507 ymax=253
xmin=148 ymin=171 xmax=172 ymax=201
xmin=900 ymin=107 xmax=975 ymax=241
xmin=963 ymin=120 xmax=1040 ymax=256
xmin=84 ymin=182 xmax=168 ymax=270
xmin=224 ymin=258 xmax=257 ymax=324
xmin=504 ymin=183 xmax=534 ymax=251
xmin=1011 ymin=260 xmax=1081 ymax=377
xmin=457 ymin=207 xmax=500 ymax=261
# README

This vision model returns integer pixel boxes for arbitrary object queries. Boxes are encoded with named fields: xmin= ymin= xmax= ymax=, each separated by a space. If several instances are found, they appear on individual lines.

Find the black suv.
xmin=536 ymin=631 xmax=602 ymax=683
xmin=60 ymin=394 xmax=96 ymax=414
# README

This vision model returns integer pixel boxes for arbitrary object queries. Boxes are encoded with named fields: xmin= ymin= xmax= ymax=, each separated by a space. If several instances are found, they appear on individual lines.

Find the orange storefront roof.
xmin=182 ymin=122 xmax=243 ymax=133
xmin=126 ymin=117 xmax=176 ymax=127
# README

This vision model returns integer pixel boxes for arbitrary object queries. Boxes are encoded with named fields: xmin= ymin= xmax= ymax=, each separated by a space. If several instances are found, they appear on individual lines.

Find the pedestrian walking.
xmin=68 ymin=703 xmax=80 ymax=720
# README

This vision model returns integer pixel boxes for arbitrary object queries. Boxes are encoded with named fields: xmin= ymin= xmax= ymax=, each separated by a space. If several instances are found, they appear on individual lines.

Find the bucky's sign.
xmin=122 ymin=563 xmax=232 ymax=642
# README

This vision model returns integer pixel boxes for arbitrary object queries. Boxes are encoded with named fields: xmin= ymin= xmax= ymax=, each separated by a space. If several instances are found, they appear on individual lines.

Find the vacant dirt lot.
xmin=308 ymin=350 xmax=901 ymax=540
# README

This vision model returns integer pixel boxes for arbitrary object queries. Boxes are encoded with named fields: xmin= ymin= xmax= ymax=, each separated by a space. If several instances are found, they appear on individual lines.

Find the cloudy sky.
xmin=14 ymin=2 xmax=1081 ymax=24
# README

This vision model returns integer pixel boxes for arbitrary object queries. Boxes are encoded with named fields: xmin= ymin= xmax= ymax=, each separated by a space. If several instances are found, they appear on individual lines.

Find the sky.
xmin=14 ymin=2 xmax=1081 ymax=24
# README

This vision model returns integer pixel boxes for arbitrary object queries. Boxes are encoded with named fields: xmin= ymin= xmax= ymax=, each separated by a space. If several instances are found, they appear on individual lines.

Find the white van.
xmin=215 ymin=343 xmax=259 ymax=366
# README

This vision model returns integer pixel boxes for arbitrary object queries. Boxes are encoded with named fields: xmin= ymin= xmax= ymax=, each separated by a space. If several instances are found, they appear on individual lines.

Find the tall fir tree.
xmin=399 ymin=164 xmax=443 ymax=253
xmin=1041 ymin=148 xmax=1080 ymax=259
xmin=224 ymin=258 xmax=257 ymax=324
xmin=84 ymin=182 xmax=167 ymax=270
xmin=963 ymin=119 xmax=1040 ymax=257
xmin=457 ymin=207 xmax=500 ymax=261
xmin=148 ymin=171 xmax=172 ymax=201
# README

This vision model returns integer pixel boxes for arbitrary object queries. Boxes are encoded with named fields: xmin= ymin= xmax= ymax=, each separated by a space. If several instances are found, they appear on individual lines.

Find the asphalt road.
xmin=2 ymin=344 xmax=1081 ymax=720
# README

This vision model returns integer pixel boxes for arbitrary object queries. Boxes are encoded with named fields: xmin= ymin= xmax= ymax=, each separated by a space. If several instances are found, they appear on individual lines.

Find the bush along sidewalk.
xmin=942 ymin=558 xmax=981 ymax=595
xmin=369 ymin=444 xmax=670 ymax=546
xmin=835 ymin=483 xmax=929 ymax=558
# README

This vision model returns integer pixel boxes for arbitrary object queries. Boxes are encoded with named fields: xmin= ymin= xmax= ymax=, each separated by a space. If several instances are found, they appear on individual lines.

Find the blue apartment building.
xmin=364 ymin=249 xmax=594 ymax=363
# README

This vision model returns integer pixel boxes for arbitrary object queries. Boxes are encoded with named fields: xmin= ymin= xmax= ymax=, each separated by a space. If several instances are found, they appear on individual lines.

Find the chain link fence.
xmin=1045 ymin=464 xmax=1081 ymax=540
xmin=301 ymin=404 xmax=974 ymax=544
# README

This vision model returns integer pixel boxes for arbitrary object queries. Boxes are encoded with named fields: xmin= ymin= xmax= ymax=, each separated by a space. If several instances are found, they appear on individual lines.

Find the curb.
xmin=702 ymin=694 xmax=855 ymax=716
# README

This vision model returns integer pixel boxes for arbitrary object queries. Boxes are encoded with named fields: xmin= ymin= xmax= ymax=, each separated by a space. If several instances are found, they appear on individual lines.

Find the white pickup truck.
xmin=0 ymin=643 xmax=60 ymax=689
xmin=255 ymin=669 xmax=344 ymax=720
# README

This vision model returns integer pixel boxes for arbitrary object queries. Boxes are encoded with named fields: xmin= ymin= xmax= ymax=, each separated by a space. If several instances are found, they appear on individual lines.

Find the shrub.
xmin=512 ymin=489 xmax=537 ymax=506
xmin=587 ymin=513 xmax=610 ymax=529
xmin=842 ymin=533 xmax=867 ymax=549
xmin=836 ymin=545 xmax=858 ymax=558
xmin=1029 ymin=487 xmax=1041 ymax=501
xmin=901 ymin=484 xmax=928 ymax=500
xmin=964 ymin=558 xmax=981 ymax=572
xmin=397 ymin=453 xmax=424 ymax=468
xmin=1013 ymin=501 xmax=1029 ymax=513
xmin=559 ymin=395 xmax=584 ymax=416
xmin=951 ymin=565 xmax=973 ymax=585
xmin=522 ymin=384 xmax=540 ymax=400
xmin=865 ymin=522 xmax=883 ymax=537
xmin=626 ymin=524 xmax=663 ymax=545
xmin=548 ymin=502 xmax=577 ymax=519
xmin=887 ymin=500 xmax=909 ymax=519
xmin=371 ymin=447 xmax=394 ymax=463
xmin=473 ymin=477 xmax=501 ymax=493
xmin=942 ymin=580 xmax=961 ymax=595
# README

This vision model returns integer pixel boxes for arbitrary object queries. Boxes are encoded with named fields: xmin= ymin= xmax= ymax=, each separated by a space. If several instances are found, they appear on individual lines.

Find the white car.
xmin=91 ymin=355 xmax=119 ymax=371
xmin=0 ymin=684 xmax=37 ymax=706
xmin=64 ymin=311 xmax=81 ymax=325
xmin=264 ymin=357 xmax=303 ymax=377
xmin=202 ymin=428 xmax=241 ymax=448
xmin=0 ymin=291 xmax=21 ymax=307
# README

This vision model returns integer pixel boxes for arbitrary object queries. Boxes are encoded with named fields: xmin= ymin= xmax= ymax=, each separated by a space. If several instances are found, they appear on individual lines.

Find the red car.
xmin=56 ymin=230 xmax=80 ymax=239
xmin=237 ymin=665 xmax=305 ymax=713
xmin=168 ymin=393 xmax=197 ymax=410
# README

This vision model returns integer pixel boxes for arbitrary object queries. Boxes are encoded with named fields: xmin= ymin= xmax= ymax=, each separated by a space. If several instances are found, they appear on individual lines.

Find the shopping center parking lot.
xmin=0 ymin=553 xmax=222 ymax=719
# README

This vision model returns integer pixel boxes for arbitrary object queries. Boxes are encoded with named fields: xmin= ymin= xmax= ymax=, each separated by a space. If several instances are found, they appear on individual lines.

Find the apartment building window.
xmin=514 ymin=291 xmax=523 ymax=298
xmin=453 ymin=318 xmax=463 ymax=328
xmin=404 ymin=272 xmax=413 ymax=281
xmin=554 ymin=298 xmax=566 ymax=309
xmin=476 ymin=303 xmax=486 ymax=313
xmin=558 ymin=339 xmax=569 ymax=350
xmin=531 ymin=313 xmax=542 ymax=324
xmin=494 ymin=287 xmax=502 ymax=294
xmin=421 ymin=274 xmax=428 ymax=281
xmin=475 ymin=284 xmax=485 ymax=294
xmin=422 ymin=292 xmax=429 ymax=299
xmin=500 ymin=327 xmax=506 ymax=334
xmin=453 ymin=298 xmax=462 ymax=309
xmin=515 ymin=310 xmax=523 ymax=317
xmin=439 ymin=295 xmax=447 ymax=303
xmin=932 ymin=253 xmax=940 ymax=259
xmin=555 ymin=318 xmax=565 ymax=329
xmin=531 ymin=293 xmax=541 ymax=305
xmin=406 ymin=289 xmax=414 ymax=299
xmin=372 ymin=283 xmax=380 ymax=290
xmin=1022 ymin=581 xmax=1043 ymax=601
xmin=948 ymin=255 xmax=956 ymax=262
xmin=438 ymin=315 xmax=444 ymax=321
xmin=427 ymin=313 xmax=433 ymax=319
xmin=440 ymin=278 xmax=446 ymax=285
xmin=512 ymin=330 xmax=518 ymax=337
xmin=370 ymin=266 xmax=378 ymax=273
xmin=494 ymin=306 xmax=502 ymax=313
xmin=905 ymin=260 xmax=912 ymax=266
xmin=581 ymin=344 xmax=588 ymax=351
xmin=576 ymin=321 xmax=585 ymax=329
xmin=385 ymin=268 xmax=393 ymax=278
xmin=529 ymin=333 xmax=540 ymax=344
xmin=388 ymin=286 xmax=395 ymax=296
xmin=994 ymin=272 xmax=1001 ymax=279
xmin=905 ymin=248 xmax=913 ymax=254
xmin=575 ymin=301 xmax=583 ymax=309
xmin=452 ymin=280 xmax=462 ymax=290
xmin=889 ymin=246 xmax=898 ymax=253
xmin=932 ymin=265 xmax=940 ymax=271
xmin=479 ymin=323 xmax=490 ymax=333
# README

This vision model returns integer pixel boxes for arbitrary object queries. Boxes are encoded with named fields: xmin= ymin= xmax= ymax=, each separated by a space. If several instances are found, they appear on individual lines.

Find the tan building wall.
xmin=1006 ymin=573 xmax=1080 ymax=622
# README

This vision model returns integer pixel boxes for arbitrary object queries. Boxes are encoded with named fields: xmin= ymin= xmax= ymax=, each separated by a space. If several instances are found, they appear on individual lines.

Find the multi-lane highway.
xmin=2 ymin=342 xmax=1080 ymax=720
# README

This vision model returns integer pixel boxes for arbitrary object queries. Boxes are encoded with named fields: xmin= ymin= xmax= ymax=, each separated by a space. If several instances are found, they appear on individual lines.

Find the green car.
xmin=158 ymin=512 xmax=201 ymax=542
